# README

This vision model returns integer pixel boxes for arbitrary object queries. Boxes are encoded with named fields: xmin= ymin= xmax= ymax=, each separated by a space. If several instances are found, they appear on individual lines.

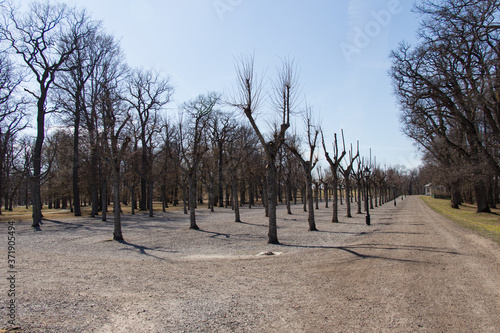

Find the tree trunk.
xmin=233 ymin=177 xmax=241 ymax=222
xmin=73 ymin=95 xmax=82 ymax=217
xmin=286 ymin=180 xmax=292 ymax=215
xmin=306 ymin=172 xmax=317 ymax=231
xmin=302 ymin=185 xmax=307 ymax=212
xmin=140 ymin=148 xmax=147 ymax=211
xmin=113 ymin=171 xmax=124 ymax=241
xmin=161 ymin=185 xmax=166 ymax=212
xmin=90 ymin=146 xmax=99 ymax=217
xmin=188 ymin=174 xmax=199 ymax=229
xmin=148 ymin=181 xmax=154 ymax=217
xmin=357 ymin=182 xmax=362 ymax=214
xmin=31 ymin=98 xmax=45 ymax=229
xmin=101 ymin=180 xmax=107 ymax=222
xmin=475 ymin=180 xmax=491 ymax=213
xmin=332 ymin=173 xmax=339 ymax=222
xmin=345 ymin=178 xmax=352 ymax=218
xmin=263 ymin=181 xmax=269 ymax=218
xmin=324 ymin=185 xmax=329 ymax=208
xmin=131 ymin=187 xmax=136 ymax=215
xmin=218 ymin=140 xmax=224 ymax=207
xmin=267 ymin=164 xmax=279 ymax=244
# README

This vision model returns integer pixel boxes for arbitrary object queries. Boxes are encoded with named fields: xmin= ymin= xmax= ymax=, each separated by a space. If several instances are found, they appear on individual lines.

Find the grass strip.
xmin=420 ymin=195 xmax=500 ymax=244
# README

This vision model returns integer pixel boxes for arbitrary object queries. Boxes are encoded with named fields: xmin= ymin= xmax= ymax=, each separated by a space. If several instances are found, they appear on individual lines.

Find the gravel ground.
xmin=1 ymin=196 xmax=499 ymax=332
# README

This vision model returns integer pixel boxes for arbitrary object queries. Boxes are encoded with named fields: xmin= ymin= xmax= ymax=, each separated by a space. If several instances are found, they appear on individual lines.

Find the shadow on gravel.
xmin=197 ymin=229 xmax=231 ymax=239
xmin=237 ymin=221 xmax=268 ymax=228
xmin=117 ymin=240 xmax=176 ymax=260
xmin=41 ymin=219 xmax=86 ymax=228
xmin=279 ymin=243 xmax=438 ymax=264
xmin=350 ymin=244 xmax=461 ymax=256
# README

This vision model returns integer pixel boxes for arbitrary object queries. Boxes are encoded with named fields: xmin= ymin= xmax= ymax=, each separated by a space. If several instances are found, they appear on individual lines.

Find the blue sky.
xmin=64 ymin=0 xmax=422 ymax=169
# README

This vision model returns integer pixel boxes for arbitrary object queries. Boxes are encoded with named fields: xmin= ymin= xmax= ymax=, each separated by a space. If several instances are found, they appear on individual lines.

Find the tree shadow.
xmin=197 ymin=229 xmax=231 ymax=239
xmin=278 ymin=242 xmax=448 ymax=264
xmin=238 ymin=220 xmax=267 ymax=228
xmin=116 ymin=240 xmax=175 ymax=260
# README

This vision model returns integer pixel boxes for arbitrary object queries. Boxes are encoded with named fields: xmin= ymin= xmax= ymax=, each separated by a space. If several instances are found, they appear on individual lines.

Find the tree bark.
xmin=72 ymin=92 xmax=82 ymax=217
xmin=345 ymin=178 xmax=352 ymax=218
xmin=332 ymin=172 xmax=339 ymax=222
xmin=188 ymin=174 xmax=199 ymax=229
xmin=233 ymin=177 xmax=241 ymax=222
xmin=475 ymin=180 xmax=491 ymax=213
xmin=112 ymin=171 xmax=123 ymax=241
xmin=306 ymin=172 xmax=317 ymax=231
xmin=267 ymin=164 xmax=279 ymax=244
xmin=31 ymin=97 xmax=46 ymax=229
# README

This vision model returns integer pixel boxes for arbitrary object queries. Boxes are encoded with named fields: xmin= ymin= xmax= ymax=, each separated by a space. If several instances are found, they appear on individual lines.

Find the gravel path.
xmin=1 ymin=196 xmax=499 ymax=332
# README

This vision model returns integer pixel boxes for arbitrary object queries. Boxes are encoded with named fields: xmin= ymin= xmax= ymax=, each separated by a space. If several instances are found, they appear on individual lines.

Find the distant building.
xmin=424 ymin=183 xmax=449 ymax=198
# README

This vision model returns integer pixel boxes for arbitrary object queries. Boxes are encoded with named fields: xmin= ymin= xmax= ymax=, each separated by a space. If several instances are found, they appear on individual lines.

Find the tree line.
xmin=1 ymin=1 xmax=413 ymax=244
xmin=391 ymin=0 xmax=500 ymax=212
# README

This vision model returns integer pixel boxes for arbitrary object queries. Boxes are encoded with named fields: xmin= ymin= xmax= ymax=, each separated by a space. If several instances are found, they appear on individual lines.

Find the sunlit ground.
xmin=420 ymin=195 xmax=500 ymax=244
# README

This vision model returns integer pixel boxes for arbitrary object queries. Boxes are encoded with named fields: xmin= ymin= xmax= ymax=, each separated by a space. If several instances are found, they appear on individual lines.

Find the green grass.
xmin=420 ymin=195 xmax=500 ymax=244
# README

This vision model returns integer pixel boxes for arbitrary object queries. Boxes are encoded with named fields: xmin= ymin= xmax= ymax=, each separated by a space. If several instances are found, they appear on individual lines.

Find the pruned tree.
xmin=339 ymin=139 xmax=359 ymax=218
xmin=321 ymin=130 xmax=346 ymax=222
xmin=285 ymin=107 xmax=319 ymax=231
xmin=231 ymin=55 xmax=296 ymax=244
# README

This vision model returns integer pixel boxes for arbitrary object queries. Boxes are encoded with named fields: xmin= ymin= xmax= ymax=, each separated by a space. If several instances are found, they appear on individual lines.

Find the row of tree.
xmin=391 ymin=0 xmax=500 ymax=212
xmin=0 ymin=1 xmax=411 ymax=244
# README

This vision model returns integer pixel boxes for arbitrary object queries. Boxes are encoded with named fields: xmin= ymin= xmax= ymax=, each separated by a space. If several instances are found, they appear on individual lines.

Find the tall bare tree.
xmin=125 ymin=68 xmax=173 ymax=212
xmin=2 ymin=2 xmax=91 ymax=228
xmin=285 ymin=108 xmax=319 ymax=231
xmin=55 ymin=14 xmax=102 ymax=216
xmin=177 ymin=92 xmax=218 ymax=229
xmin=231 ymin=55 xmax=296 ymax=244
xmin=98 ymin=53 xmax=130 ymax=241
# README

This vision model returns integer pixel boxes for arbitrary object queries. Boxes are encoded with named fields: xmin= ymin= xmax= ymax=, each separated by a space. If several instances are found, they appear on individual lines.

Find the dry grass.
xmin=0 ymin=201 xmax=183 ymax=223
xmin=420 ymin=195 xmax=500 ymax=244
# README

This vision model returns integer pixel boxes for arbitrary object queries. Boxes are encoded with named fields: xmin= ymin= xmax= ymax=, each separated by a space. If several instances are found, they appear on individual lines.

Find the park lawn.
xmin=0 ymin=201 xmax=183 ymax=223
xmin=420 ymin=195 xmax=500 ymax=244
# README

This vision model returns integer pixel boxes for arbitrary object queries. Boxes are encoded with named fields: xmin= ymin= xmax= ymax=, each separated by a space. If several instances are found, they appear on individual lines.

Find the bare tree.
xmin=125 ymin=68 xmax=173 ymax=212
xmin=82 ymin=33 xmax=120 ymax=217
xmin=98 ymin=63 xmax=130 ymax=241
xmin=285 ymin=108 xmax=319 ymax=231
xmin=339 ymin=140 xmax=359 ymax=218
xmin=177 ymin=92 xmax=218 ymax=229
xmin=2 ymin=2 xmax=91 ymax=228
xmin=55 ymin=14 xmax=102 ymax=216
xmin=209 ymin=111 xmax=235 ymax=208
xmin=391 ymin=0 xmax=500 ymax=212
xmin=226 ymin=125 xmax=258 ymax=222
xmin=0 ymin=52 xmax=26 ymax=215
xmin=231 ymin=55 xmax=296 ymax=244
xmin=321 ymin=130 xmax=346 ymax=222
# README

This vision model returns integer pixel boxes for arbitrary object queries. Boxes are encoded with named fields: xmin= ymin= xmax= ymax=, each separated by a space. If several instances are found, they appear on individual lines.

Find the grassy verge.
xmin=420 ymin=195 xmax=500 ymax=244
